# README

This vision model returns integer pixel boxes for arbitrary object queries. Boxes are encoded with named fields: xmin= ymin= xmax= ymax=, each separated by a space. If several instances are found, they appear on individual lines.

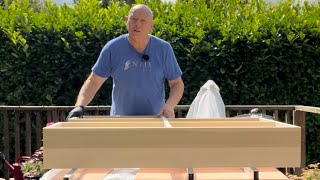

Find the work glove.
xmin=66 ymin=106 xmax=84 ymax=120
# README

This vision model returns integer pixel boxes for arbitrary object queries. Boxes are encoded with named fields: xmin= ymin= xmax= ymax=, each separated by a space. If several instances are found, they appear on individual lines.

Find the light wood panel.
xmin=69 ymin=117 xmax=261 ymax=122
xmin=69 ymin=118 xmax=162 ymax=122
xmin=57 ymin=122 xmax=165 ymax=127
xmin=170 ymin=121 xmax=276 ymax=127
xmin=51 ymin=121 xmax=276 ymax=128
xmin=45 ymin=168 xmax=289 ymax=180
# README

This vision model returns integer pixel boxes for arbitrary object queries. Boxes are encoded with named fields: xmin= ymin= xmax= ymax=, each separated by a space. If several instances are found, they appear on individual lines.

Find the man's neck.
xmin=128 ymin=35 xmax=150 ymax=53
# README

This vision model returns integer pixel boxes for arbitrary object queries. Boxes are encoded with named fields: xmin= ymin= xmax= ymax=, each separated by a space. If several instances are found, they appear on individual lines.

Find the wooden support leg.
xmin=252 ymin=167 xmax=259 ymax=180
xmin=187 ymin=167 xmax=194 ymax=180
xmin=242 ymin=167 xmax=259 ymax=180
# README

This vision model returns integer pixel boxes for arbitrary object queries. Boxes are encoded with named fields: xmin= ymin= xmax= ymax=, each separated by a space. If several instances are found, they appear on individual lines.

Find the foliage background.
xmin=1 ymin=0 xmax=320 ymax=107
xmin=1 ymin=0 xmax=320 ymax=175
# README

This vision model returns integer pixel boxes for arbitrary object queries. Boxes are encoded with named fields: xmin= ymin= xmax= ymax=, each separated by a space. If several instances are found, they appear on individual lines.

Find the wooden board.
xmin=68 ymin=117 xmax=261 ymax=122
xmin=82 ymin=115 xmax=158 ymax=118
xmin=56 ymin=121 xmax=276 ymax=127
xmin=190 ymin=167 xmax=289 ymax=180
xmin=43 ymin=117 xmax=301 ymax=169
xmin=45 ymin=168 xmax=289 ymax=180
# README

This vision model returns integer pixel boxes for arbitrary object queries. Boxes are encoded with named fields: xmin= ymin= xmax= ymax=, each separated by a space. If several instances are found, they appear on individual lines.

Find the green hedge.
xmin=1 ymin=0 xmax=320 ymax=106
xmin=1 ymin=0 xmax=320 ymax=163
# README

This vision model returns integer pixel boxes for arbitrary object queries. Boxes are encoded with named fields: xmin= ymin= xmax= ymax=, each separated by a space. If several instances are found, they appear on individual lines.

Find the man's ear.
xmin=125 ymin=16 xmax=128 ymax=22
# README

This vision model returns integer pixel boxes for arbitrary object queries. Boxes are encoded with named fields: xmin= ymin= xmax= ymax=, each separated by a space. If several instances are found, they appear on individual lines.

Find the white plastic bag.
xmin=186 ymin=80 xmax=225 ymax=118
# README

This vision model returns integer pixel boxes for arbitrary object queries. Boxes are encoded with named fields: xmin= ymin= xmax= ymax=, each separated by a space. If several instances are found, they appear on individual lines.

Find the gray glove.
xmin=66 ymin=106 xmax=84 ymax=120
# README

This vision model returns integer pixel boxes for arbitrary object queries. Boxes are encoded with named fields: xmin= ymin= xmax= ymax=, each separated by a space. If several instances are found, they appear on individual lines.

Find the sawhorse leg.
xmin=242 ymin=167 xmax=259 ymax=180
xmin=187 ymin=167 xmax=194 ymax=180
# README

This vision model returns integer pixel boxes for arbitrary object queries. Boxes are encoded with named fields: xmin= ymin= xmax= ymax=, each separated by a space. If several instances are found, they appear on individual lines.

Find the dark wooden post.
xmin=25 ymin=111 xmax=32 ymax=156
xmin=293 ymin=110 xmax=306 ymax=174
xmin=36 ymin=112 xmax=42 ymax=149
xmin=46 ymin=110 xmax=52 ymax=123
xmin=3 ymin=110 xmax=10 ymax=180
xmin=14 ymin=111 xmax=20 ymax=160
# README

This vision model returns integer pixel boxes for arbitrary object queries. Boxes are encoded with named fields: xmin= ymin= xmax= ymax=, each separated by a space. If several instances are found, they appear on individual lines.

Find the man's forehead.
xmin=128 ymin=5 xmax=153 ymax=19
xmin=129 ymin=10 xmax=150 ymax=18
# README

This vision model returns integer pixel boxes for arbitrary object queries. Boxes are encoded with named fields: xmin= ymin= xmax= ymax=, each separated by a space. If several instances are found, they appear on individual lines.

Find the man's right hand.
xmin=66 ymin=106 xmax=84 ymax=120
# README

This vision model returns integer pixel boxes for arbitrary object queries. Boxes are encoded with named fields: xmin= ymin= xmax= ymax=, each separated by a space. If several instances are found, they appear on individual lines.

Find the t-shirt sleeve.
xmin=91 ymin=44 xmax=112 ymax=78
xmin=164 ymin=43 xmax=182 ymax=80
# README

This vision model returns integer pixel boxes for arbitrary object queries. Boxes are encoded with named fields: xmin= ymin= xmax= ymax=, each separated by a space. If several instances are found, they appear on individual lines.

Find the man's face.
xmin=126 ymin=9 xmax=153 ymax=38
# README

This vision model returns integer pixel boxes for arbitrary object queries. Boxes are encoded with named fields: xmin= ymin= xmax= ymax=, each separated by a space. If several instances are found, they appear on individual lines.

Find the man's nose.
xmin=135 ymin=20 xmax=142 ymax=27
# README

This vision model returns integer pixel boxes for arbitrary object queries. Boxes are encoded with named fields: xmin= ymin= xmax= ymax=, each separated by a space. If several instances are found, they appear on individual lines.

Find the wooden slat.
xmin=14 ymin=111 xmax=20 ymax=160
xmin=106 ymin=109 xmax=110 ymax=116
xmin=237 ymin=110 xmax=242 ymax=115
xmin=52 ymin=110 xmax=58 ymax=123
xmin=55 ymin=121 xmax=276 ymax=128
xmin=46 ymin=168 xmax=289 ymax=180
xmin=171 ymin=118 xmax=260 ymax=121
xmin=47 ymin=110 xmax=52 ymax=122
xmin=95 ymin=108 xmax=99 ymax=115
xmin=74 ymin=117 xmax=161 ymax=122
xmin=25 ymin=111 xmax=32 ymax=156
xmin=58 ymin=122 xmax=165 ymax=127
xmin=79 ymin=169 xmax=113 ymax=180
xmin=36 ymin=112 xmax=42 ymax=149
xmin=135 ymin=168 xmax=187 ymax=180
xmin=193 ymin=167 xmax=289 ymax=180
xmin=226 ymin=105 xmax=296 ymax=111
xmin=273 ymin=110 xmax=279 ymax=121
xmin=3 ymin=110 xmax=10 ymax=180
xmin=285 ymin=110 xmax=291 ymax=124
xmin=295 ymin=105 xmax=320 ymax=114
xmin=69 ymin=117 xmax=260 ymax=122
xmin=60 ymin=111 xmax=66 ymax=122
xmin=47 ymin=168 xmax=113 ymax=180
xmin=82 ymin=115 xmax=158 ymax=118
xmin=170 ymin=121 xmax=276 ymax=127
xmin=226 ymin=110 xmax=230 ymax=117
xmin=294 ymin=110 xmax=306 ymax=169
xmin=177 ymin=109 xmax=182 ymax=118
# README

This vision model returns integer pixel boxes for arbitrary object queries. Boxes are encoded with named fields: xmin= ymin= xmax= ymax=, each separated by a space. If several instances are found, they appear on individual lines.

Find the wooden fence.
xmin=0 ymin=105 xmax=318 ymax=179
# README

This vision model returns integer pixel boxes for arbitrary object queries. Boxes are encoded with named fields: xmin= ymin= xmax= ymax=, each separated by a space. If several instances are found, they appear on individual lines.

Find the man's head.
xmin=126 ymin=4 xmax=154 ymax=38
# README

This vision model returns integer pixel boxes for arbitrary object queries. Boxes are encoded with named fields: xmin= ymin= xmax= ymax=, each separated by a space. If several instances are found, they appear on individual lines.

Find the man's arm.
xmin=66 ymin=72 xmax=107 ymax=119
xmin=75 ymin=72 xmax=107 ymax=106
xmin=158 ymin=77 xmax=184 ymax=118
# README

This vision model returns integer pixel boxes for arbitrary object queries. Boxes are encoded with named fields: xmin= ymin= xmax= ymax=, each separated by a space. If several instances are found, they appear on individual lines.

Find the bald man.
xmin=67 ymin=4 xmax=184 ymax=119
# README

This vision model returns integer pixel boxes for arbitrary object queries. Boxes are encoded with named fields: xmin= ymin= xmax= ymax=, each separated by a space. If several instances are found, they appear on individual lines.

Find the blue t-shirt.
xmin=92 ymin=34 xmax=182 ymax=116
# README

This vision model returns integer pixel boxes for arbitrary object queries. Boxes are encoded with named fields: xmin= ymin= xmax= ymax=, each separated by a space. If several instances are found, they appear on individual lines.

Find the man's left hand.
xmin=158 ymin=104 xmax=175 ymax=118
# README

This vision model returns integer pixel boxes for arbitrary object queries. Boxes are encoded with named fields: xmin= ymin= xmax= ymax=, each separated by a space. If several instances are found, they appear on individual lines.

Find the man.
xmin=66 ymin=4 xmax=184 ymax=119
